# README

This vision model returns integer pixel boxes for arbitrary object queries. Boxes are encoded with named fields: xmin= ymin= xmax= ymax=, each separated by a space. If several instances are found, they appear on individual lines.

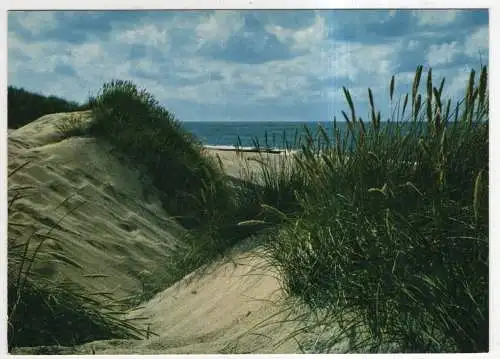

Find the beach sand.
xmin=204 ymin=146 xmax=296 ymax=185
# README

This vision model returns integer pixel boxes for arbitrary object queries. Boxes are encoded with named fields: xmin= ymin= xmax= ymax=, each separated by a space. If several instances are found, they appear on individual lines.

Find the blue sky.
xmin=8 ymin=9 xmax=489 ymax=122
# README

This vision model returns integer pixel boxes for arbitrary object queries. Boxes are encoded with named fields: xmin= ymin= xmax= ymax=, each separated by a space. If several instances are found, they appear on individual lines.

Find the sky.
xmin=7 ymin=9 xmax=489 ymax=122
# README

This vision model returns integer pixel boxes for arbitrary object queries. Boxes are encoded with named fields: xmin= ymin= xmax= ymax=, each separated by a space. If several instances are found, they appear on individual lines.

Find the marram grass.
xmin=247 ymin=65 xmax=488 ymax=353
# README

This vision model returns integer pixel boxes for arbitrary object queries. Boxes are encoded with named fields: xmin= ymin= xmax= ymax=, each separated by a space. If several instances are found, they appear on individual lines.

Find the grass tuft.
xmin=249 ymin=65 xmax=488 ymax=353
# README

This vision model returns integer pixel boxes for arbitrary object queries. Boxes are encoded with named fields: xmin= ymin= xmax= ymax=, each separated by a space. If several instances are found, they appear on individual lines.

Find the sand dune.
xmin=8 ymin=111 xmax=302 ymax=354
xmin=9 ymin=111 xmax=183 ymax=300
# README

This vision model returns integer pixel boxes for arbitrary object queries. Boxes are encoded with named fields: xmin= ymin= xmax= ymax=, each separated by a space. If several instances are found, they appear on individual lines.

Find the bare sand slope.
xmin=118 ymin=243 xmax=302 ymax=354
xmin=8 ymin=111 xmax=184 ymax=299
xmin=62 ymin=245 xmax=304 ymax=354
xmin=8 ymin=111 xmax=302 ymax=354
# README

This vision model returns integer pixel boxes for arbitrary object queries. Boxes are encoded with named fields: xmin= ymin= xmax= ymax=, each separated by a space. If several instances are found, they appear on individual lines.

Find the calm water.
xmin=181 ymin=121 xmax=342 ymax=149
xmin=181 ymin=121 xmax=428 ymax=149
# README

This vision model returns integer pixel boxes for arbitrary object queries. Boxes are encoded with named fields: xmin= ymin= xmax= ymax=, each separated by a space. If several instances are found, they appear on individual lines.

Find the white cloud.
xmin=9 ymin=32 xmax=53 ymax=59
xmin=11 ymin=11 xmax=57 ymax=34
xmin=266 ymin=14 xmax=327 ymax=51
xmin=407 ymin=39 xmax=419 ymax=51
xmin=117 ymin=23 xmax=169 ymax=47
xmin=464 ymin=25 xmax=488 ymax=59
xmin=8 ymin=15 xmax=400 ymax=112
xmin=413 ymin=10 xmax=458 ymax=26
xmin=426 ymin=41 xmax=461 ymax=67
xmin=195 ymin=11 xmax=244 ymax=47
xmin=9 ymin=31 xmax=133 ymax=99
xmin=159 ymin=35 xmax=402 ymax=108
xmin=71 ymin=43 xmax=102 ymax=59
xmin=8 ymin=34 xmax=65 ymax=73
xmin=265 ymin=14 xmax=401 ymax=93
xmin=7 ymin=10 xmax=488 ymax=122
xmin=441 ymin=67 xmax=472 ymax=100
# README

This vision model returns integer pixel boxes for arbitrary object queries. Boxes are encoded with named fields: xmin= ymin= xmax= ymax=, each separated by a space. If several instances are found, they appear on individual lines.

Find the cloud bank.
xmin=8 ymin=9 xmax=489 ymax=122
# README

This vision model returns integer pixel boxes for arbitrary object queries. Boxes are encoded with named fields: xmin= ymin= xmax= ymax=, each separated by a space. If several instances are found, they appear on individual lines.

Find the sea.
xmin=181 ymin=121 xmax=343 ymax=150
xmin=180 ymin=121 xmax=428 ymax=150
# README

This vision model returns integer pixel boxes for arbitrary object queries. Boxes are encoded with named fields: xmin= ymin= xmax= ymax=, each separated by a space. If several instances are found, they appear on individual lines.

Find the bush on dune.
xmin=86 ymin=79 xmax=238 ymax=227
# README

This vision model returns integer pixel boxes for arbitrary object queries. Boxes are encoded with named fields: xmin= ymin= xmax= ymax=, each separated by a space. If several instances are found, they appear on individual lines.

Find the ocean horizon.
xmin=181 ymin=121 xmax=347 ymax=149
xmin=181 ymin=120 xmax=433 ymax=150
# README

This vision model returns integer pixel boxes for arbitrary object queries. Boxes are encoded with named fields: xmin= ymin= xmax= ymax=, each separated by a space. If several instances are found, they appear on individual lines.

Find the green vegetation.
xmin=244 ymin=65 xmax=488 ymax=352
xmin=8 ymin=86 xmax=90 ymax=129
xmin=7 ymin=65 xmax=488 ymax=352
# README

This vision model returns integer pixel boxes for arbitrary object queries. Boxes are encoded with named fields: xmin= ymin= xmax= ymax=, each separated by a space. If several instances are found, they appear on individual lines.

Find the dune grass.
xmin=243 ymin=65 xmax=488 ymax=352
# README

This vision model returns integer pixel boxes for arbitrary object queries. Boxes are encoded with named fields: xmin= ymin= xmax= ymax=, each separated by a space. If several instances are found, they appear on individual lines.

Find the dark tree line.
xmin=8 ymin=86 xmax=90 ymax=129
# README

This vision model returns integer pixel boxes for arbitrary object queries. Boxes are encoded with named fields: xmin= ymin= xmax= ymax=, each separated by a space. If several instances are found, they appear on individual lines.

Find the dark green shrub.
xmin=87 ymin=80 xmax=234 ymax=226
xmin=8 ymin=86 xmax=89 ymax=129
